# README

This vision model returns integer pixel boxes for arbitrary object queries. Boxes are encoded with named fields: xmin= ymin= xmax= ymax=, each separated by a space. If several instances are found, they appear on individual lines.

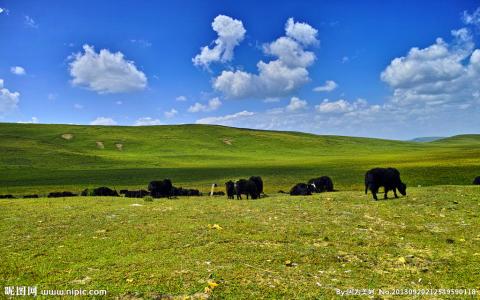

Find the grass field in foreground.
xmin=1 ymin=186 xmax=479 ymax=299
xmin=1 ymin=123 xmax=480 ymax=195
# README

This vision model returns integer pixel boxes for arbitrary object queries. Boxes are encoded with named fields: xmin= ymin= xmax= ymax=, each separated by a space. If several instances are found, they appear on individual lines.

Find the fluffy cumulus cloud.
xmin=188 ymin=97 xmax=222 ymax=113
xmin=69 ymin=45 xmax=147 ymax=94
xmin=134 ymin=117 xmax=162 ymax=126
xmin=164 ymin=108 xmax=178 ymax=118
xmin=286 ymin=97 xmax=308 ymax=112
xmin=90 ymin=117 xmax=117 ymax=126
xmin=313 ymin=80 xmax=337 ymax=92
xmin=10 ymin=66 xmax=26 ymax=75
xmin=315 ymin=98 xmax=368 ymax=113
xmin=381 ymin=28 xmax=480 ymax=108
xmin=0 ymin=79 xmax=20 ymax=114
xmin=213 ymin=18 xmax=318 ymax=99
xmin=193 ymin=15 xmax=246 ymax=68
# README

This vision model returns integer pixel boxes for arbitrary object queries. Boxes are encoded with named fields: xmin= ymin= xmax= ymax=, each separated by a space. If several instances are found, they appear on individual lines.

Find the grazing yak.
xmin=308 ymin=176 xmax=335 ymax=192
xmin=172 ymin=187 xmax=201 ymax=197
xmin=148 ymin=179 xmax=173 ymax=198
xmin=48 ymin=191 xmax=77 ymax=198
xmin=81 ymin=187 xmax=119 ymax=197
xmin=225 ymin=180 xmax=236 ymax=199
xmin=290 ymin=183 xmax=315 ymax=196
xmin=23 ymin=194 xmax=39 ymax=198
xmin=473 ymin=176 xmax=480 ymax=185
xmin=249 ymin=176 xmax=264 ymax=197
xmin=124 ymin=190 xmax=150 ymax=198
xmin=235 ymin=179 xmax=259 ymax=199
xmin=365 ymin=167 xmax=406 ymax=200
xmin=0 ymin=194 xmax=16 ymax=199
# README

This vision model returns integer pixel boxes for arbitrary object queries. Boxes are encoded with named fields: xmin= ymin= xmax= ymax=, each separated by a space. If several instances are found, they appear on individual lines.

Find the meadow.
xmin=1 ymin=123 xmax=480 ymax=299
xmin=1 ymin=187 xmax=479 ymax=299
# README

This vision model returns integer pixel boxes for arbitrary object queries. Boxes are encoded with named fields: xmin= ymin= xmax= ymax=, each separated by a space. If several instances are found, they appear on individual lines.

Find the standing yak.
xmin=473 ymin=176 xmax=480 ymax=185
xmin=249 ymin=176 xmax=264 ymax=197
xmin=308 ymin=176 xmax=334 ymax=192
xmin=365 ymin=168 xmax=406 ymax=200
xmin=148 ymin=179 xmax=173 ymax=198
xmin=225 ymin=180 xmax=236 ymax=199
xmin=235 ymin=179 xmax=259 ymax=199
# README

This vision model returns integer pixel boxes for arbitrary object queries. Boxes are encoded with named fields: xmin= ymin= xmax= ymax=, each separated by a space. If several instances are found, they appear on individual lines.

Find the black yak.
xmin=249 ymin=176 xmax=264 ymax=197
xmin=473 ymin=176 xmax=480 ymax=185
xmin=148 ymin=179 xmax=173 ymax=198
xmin=308 ymin=176 xmax=335 ymax=192
xmin=0 ymin=194 xmax=16 ymax=199
xmin=225 ymin=180 xmax=236 ymax=199
xmin=81 ymin=187 xmax=119 ymax=197
xmin=365 ymin=167 xmax=406 ymax=200
xmin=235 ymin=179 xmax=259 ymax=199
xmin=124 ymin=190 xmax=150 ymax=198
xmin=289 ymin=183 xmax=315 ymax=196
xmin=48 ymin=191 xmax=76 ymax=198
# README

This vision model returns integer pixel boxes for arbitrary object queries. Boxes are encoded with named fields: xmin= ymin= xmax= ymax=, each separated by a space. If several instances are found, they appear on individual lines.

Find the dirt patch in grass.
xmin=61 ymin=133 xmax=74 ymax=140
xmin=223 ymin=138 xmax=233 ymax=145
xmin=96 ymin=141 xmax=104 ymax=149
xmin=115 ymin=143 xmax=123 ymax=151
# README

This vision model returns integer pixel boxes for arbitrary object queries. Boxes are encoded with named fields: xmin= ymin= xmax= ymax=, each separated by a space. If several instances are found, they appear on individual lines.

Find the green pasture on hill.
xmin=0 ymin=123 xmax=479 ymax=195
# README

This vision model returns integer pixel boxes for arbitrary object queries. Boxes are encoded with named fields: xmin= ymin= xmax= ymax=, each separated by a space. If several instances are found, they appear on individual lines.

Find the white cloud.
xmin=74 ymin=104 xmax=83 ymax=109
xmin=134 ymin=117 xmax=162 ymax=126
xmin=380 ymin=28 xmax=480 ymax=108
xmin=188 ymin=97 xmax=222 ymax=113
xmin=193 ymin=15 xmax=246 ymax=68
xmin=17 ymin=117 xmax=38 ymax=124
xmin=0 ymin=8 xmax=4 ymax=14
xmin=313 ymin=80 xmax=338 ymax=92
xmin=90 ymin=117 xmax=117 ymax=126
xmin=69 ymin=44 xmax=147 ymax=94
xmin=24 ymin=15 xmax=38 ymax=28
xmin=213 ymin=18 xmax=318 ymax=99
xmin=116 ymin=100 xmax=123 ymax=105
xmin=164 ymin=108 xmax=178 ymax=118
xmin=196 ymin=110 xmax=255 ymax=125
xmin=342 ymin=56 xmax=349 ymax=63
xmin=285 ymin=17 xmax=319 ymax=46
xmin=286 ymin=96 xmax=308 ymax=112
xmin=10 ymin=66 xmax=26 ymax=75
xmin=463 ymin=7 xmax=480 ymax=27
xmin=176 ymin=95 xmax=187 ymax=101
xmin=0 ymin=79 xmax=20 ymax=114
xmin=315 ymin=98 xmax=367 ymax=113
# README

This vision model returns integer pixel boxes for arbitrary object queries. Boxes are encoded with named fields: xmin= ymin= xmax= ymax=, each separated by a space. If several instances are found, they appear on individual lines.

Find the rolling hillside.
xmin=1 ymin=123 xmax=479 ymax=194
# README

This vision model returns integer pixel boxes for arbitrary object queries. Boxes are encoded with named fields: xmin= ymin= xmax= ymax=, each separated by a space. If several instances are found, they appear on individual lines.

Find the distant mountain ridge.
xmin=409 ymin=136 xmax=445 ymax=142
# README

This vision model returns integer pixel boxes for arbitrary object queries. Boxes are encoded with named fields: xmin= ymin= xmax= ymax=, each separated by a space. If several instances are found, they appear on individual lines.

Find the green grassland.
xmin=1 ymin=123 xmax=480 ymax=299
xmin=0 ymin=123 xmax=479 ymax=195
xmin=1 ymin=187 xmax=479 ymax=299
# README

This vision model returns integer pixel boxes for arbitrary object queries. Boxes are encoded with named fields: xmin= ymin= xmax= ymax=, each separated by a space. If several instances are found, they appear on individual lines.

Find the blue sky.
xmin=1 ymin=0 xmax=479 ymax=139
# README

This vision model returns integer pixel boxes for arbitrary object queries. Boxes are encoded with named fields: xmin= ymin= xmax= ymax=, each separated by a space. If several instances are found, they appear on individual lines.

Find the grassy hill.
xmin=1 ymin=123 xmax=479 ymax=194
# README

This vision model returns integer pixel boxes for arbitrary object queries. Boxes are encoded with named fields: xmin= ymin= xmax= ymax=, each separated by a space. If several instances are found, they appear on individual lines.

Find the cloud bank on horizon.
xmin=0 ymin=1 xmax=479 ymax=139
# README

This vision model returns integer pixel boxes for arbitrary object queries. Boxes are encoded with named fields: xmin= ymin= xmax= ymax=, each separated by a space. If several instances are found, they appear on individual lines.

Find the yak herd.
xmin=1 ymin=168 xmax=480 ymax=201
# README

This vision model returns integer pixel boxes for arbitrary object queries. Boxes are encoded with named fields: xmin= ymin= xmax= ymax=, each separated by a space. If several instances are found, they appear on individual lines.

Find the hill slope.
xmin=1 ymin=123 xmax=479 ymax=194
